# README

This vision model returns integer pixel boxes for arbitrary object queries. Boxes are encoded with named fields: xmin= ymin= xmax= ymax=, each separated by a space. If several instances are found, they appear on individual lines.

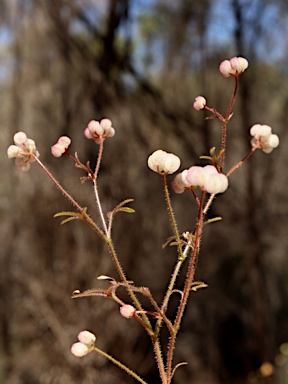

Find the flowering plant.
xmin=7 ymin=57 xmax=279 ymax=383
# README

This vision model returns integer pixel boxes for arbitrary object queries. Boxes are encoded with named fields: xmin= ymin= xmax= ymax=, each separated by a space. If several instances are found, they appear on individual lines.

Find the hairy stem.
xmin=33 ymin=155 xmax=83 ymax=212
xmin=166 ymin=191 xmax=205 ymax=383
xmin=220 ymin=76 xmax=239 ymax=171
xmin=93 ymin=137 xmax=109 ymax=236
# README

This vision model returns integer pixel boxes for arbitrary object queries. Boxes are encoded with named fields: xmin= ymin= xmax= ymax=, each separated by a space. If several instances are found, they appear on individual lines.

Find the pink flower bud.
xmin=51 ymin=136 xmax=71 ymax=157
xmin=100 ymin=118 xmax=112 ymax=130
xmin=148 ymin=149 xmax=181 ymax=174
xmin=193 ymin=96 xmax=206 ymax=111
xmin=78 ymin=331 xmax=96 ymax=345
xmin=58 ymin=136 xmax=71 ymax=147
xmin=219 ymin=57 xmax=248 ymax=77
xmin=120 ymin=304 xmax=136 ymax=319
xmin=204 ymin=173 xmax=228 ymax=194
xmin=71 ymin=342 xmax=90 ymax=357
xmin=7 ymin=145 xmax=21 ymax=158
xmin=51 ymin=144 xmax=63 ymax=158
xmin=185 ymin=166 xmax=206 ymax=187
xmin=14 ymin=132 xmax=28 ymax=146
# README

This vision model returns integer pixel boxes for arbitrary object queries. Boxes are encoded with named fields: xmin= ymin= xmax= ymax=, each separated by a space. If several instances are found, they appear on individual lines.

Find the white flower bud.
xmin=120 ymin=304 xmax=137 ymax=319
xmin=78 ymin=331 xmax=96 ymax=345
xmin=71 ymin=342 xmax=90 ymax=357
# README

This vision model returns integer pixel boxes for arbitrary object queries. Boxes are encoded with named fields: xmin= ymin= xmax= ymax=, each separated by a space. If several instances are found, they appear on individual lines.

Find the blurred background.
xmin=1 ymin=0 xmax=288 ymax=383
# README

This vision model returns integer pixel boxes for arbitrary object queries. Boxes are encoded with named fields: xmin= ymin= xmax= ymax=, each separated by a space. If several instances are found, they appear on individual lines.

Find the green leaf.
xmin=54 ymin=211 xmax=80 ymax=218
xmin=59 ymin=216 xmax=79 ymax=225
xmin=116 ymin=207 xmax=135 ymax=214
xmin=203 ymin=217 xmax=222 ymax=226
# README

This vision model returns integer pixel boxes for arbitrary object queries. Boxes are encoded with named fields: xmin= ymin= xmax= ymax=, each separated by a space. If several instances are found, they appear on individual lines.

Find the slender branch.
xmin=162 ymin=174 xmax=183 ymax=257
xmin=226 ymin=143 xmax=260 ymax=177
xmin=92 ymin=137 xmax=109 ymax=236
xmin=155 ymin=175 xmax=187 ymax=336
xmin=93 ymin=346 xmax=148 ymax=384
xmin=33 ymin=155 xmax=83 ymax=212
xmin=220 ymin=76 xmax=239 ymax=171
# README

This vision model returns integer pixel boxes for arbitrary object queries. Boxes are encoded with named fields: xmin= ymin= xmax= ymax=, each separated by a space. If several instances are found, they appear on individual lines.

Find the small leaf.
xmin=191 ymin=281 xmax=208 ymax=291
xmin=203 ymin=217 xmax=222 ymax=226
xmin=171 ymin=362 xmax=188 ymax=379
xmin=210 ymin=147 xmax=216 ymax=157
xmin=227 ymin=112 xmax=234 ymax=121
xmin=117 ymin=207 xmax=135 ymax=214
xmin=199 ymin=155 xmax=212 ymax=160
xmin=97 ymin=275 xmax=116 ymax=282
xmin=54 ymin=211 xmax=80 ymax=218
xmin=117 ymin=198 xmax=134 ymax=208
xmin=60 ymin=216 xmax=79 ymax=225
xmin=162 ymin=235 xmax=177 ymax=249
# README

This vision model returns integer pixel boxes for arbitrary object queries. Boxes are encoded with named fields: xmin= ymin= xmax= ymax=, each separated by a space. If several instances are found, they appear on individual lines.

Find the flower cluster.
xmin=148 ymin=149 xmax=181 ymax=175
xmin=250 ymin=124 xmax=279 ymax=153
xmin=172 ymin=165 xmax=228 ymax=195
xmin=84 ymin=119 xmax=115 ymax=144
xmin=219 ymin=57 xmax=248 ymax=77
xmin=71 ymin=330 xmax=96 ymax=357
xmin=51 ymin=136 xmax=71 ymax=157
xmin=7 ymin=132 xmax=39 ymax=171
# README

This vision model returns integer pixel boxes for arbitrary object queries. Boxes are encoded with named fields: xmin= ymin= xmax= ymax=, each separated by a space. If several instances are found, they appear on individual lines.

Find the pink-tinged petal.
xmin=219 ymin=60 xmax=233 ymax=77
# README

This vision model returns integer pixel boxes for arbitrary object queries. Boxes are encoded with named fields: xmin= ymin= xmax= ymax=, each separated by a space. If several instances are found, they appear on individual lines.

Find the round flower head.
xmin=84 ymin=118 xmax=115 ymax=144
xmin=7 ymin=131 xmax=39 ymax=171
xmin=148 ymin=149 xmax=181 ymax=175
xmin=193 ymin=96 xmax=206 ymax=111
xmin=219 ymin=57 xmax=248 ymax=77
xmin=250 ymin=124 xmax=279 ymax=153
